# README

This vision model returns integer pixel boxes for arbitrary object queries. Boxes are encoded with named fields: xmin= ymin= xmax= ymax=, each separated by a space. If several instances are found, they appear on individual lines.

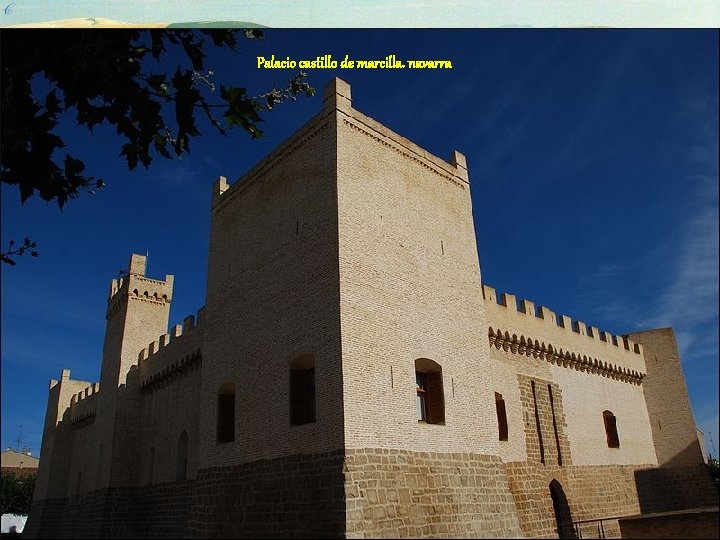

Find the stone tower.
xmin=195 ymin=78 xmax=523 ymax=537
xmin=95 ymin=253 xmax=174 ymax=487
xmin=99 ymin=253 xmax=173 ymax=391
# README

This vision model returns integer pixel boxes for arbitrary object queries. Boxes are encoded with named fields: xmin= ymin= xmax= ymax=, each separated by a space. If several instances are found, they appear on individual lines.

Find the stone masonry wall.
xmin=26 ymin=483 xmax=195 ymax=539
xmin=629 ymin=328 xmax=706 ymax=468
xmin=619 ymin=508 xmax=719 ymax=539
xmin=188 ymin=450 xmax=346 ymax=538
xmin=201 ymin=91 xmax=344 ymax=469
xmin=344 ymin=448 xmax=524 ymax=539
xmin=135 ymin=359 xmax=202 ymax=485
xmin=33 ymin=371 xmax=95 ymax=501
xmin=26 ymin=452 xmax=346 ymax=539
xmin=505 ymin=461 xmax=648 ymax=539
xmin=516 ymin=374 xmax=572 ymax=468
xmin=335 ymin=81 xmax=499 ymax=457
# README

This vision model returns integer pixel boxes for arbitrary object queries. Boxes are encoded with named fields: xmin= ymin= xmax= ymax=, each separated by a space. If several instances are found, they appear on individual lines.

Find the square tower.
xmin=200 ymin=78 xmax=522 ymax=538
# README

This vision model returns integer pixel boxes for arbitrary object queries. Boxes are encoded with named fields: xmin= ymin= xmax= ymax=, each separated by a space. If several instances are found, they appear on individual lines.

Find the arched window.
xmin=603 ymin=410 xmax=620 ymax=448
xmin=177 ymin=430 xmax=188 ymax=481
xmin=495 ymin=392 xmax=508 ymax=441
xmin=217 ymin=382 xmax=235 ymax=443
xmin=290 ymin=355 xmax=316 ymax=425
xmin=415 ymin=358 xmax=445 ymax=424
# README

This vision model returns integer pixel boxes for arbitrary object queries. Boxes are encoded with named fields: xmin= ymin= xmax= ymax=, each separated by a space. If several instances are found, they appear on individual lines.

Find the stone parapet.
xmin=483 ymin=284 xmax=646 ymax=377
xmin=69 ymin=383 xmax=99 ymax=426
xmin=138 ymin=309 xmax=204 ymax=390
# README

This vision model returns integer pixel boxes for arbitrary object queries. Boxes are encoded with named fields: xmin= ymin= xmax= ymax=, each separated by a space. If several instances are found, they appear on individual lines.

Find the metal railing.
xmin=571 ymin=515 xmax=628 ymax=539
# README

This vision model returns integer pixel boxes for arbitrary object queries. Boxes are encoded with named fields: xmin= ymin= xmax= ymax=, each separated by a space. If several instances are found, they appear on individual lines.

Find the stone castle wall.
xmin=26 ymin=78 xmax=717 ymax=539
xmin=26 ymin=452 xmax=346 ymax=539
xmin=629 ymin=328 xmax=707 ymax=468
xmin=199 ymin=90 xmax=345 ymax=470
xmin=135 ymin=354 xmax=202 ymax=486
xmin=335 ymin=80 xmax=500 ymax=457
xmin=344 ymin=449 xmax=523 ymax=538
xmin=33 ymin=371 xmax=96 ymax=501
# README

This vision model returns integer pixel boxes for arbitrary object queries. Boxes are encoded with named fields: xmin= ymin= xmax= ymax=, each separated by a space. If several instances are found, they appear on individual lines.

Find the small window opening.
xmin=217 ymin=382 xmax=236 ymax=443
xmin=177 ymin=430 xmax=188 ymax=481
xmin=97 ymin=444 xmax=103 ymax=487
xmin=290 ymin=355 xmax=316 ymax=425
xmin=603 ymin=410 xmax=620 ymax=448
xmin=148 ymin=447 xmax=155 ymax=485
xmin=415 ymin=358 xmax=445 ymax=424
xmin=495 ymin=392 xmax=508 ymax=441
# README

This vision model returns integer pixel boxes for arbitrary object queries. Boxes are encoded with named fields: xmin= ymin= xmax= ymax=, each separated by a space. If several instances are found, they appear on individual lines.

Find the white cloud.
xmin=642 ymin=204 xmax=719 ymax=330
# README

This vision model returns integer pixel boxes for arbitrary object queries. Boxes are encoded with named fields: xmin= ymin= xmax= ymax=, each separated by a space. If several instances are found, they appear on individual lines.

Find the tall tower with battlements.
xmin=99 ymin=253 xmax=174 ymax=391
xmin=95 ymin=253 xmax=174 ymax=487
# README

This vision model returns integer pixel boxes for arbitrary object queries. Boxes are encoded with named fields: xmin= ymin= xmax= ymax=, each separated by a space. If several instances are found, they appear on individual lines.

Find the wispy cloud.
xmin=641 ymin=204 xmax=719 ymax=330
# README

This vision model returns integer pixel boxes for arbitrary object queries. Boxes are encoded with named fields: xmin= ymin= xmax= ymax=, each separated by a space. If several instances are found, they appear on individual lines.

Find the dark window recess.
xmin=415 ymin=359 xmax=445 ymax=424
xmin=495 ymin=392 xmax=508 ymax=441
xmin=147 ymin=447 xmax=154 ymax=485
xmin=217 ymin=383 xmax=236 ymax=443
xmin=177 ymin=430 xmax=188 ymax=481
xmin=603 ymin=410 xmax=620 ymax=448
xmin=290 ymin=356 xmax=316 ymax=425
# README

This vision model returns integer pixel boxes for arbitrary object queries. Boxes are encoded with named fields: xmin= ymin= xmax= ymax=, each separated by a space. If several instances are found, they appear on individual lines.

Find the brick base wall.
xmin=25 ymin=483 xmax=195 ymax=539
xmin=187 ymin=450 xmax=346 ymax=538
xmin=505 ymin=462 xmax=649 ymax=538
xmin=24 ymin=451 xmax=346 ymax=539
xmin=504 ymin=462 xmax=718 ymax=539
xmin=24 ymin=451 xmax=718 ymax=538
xmin=634 ymin=465 xmax=719 ymax=513
xmin=618 ymin=507 xmax=719 ymax=539
xmin=344 ymin=449 xmax=524 ymax=538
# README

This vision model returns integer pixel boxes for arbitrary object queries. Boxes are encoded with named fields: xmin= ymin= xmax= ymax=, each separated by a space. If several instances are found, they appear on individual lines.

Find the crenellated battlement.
xmin=69 ymin=382 xmax=100 ymax=425
xmin=137 ymin=307 xmax=204 ymax=390
xmin=106 ymin=256 xmax=174 ymax=320
xmin=109 ymin=276 xmax=126 ymax=299
xmin=482 ymin=284 xmax=647 ymax=378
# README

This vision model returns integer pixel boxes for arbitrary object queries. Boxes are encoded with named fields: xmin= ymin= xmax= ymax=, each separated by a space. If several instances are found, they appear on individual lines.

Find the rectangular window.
xmin=147 ymin=446 xmax=154 ymax=485
xmin=290 ymin=367 xmax=316 ymax=425
xmin=415 ymin=360 xmax=445 ymax=424
xmin=495 ymin=392 xmax=508 ymax=441
xmin=416 ymin=372 xmax=428 ymax=421
xmin=604 ymin=411 xmax=620 ymax=448
xmin=217 ymin=393 xmax=235 ymax=442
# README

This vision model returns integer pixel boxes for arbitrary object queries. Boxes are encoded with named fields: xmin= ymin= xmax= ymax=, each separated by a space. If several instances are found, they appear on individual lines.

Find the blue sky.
xmin=2 ymin=1 xmax=720 ymax=27
xmin=1 ymin=30 xmax=718 ymax=460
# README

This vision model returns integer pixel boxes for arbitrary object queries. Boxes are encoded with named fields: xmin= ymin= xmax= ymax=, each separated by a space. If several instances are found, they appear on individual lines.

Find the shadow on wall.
xmin=660 ymin=437 xmax=707 ymax=469
xmin=634 ymin=442 xmax=719 ymax=514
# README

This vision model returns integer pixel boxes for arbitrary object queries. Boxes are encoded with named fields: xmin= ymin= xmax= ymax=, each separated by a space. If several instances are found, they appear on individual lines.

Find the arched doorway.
xmin=549 ymin=479 xmax=576 ymax=539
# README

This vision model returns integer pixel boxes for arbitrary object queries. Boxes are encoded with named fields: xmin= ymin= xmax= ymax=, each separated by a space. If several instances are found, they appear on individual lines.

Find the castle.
xmin=26 ymin=78 xmax=717 ymax=538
